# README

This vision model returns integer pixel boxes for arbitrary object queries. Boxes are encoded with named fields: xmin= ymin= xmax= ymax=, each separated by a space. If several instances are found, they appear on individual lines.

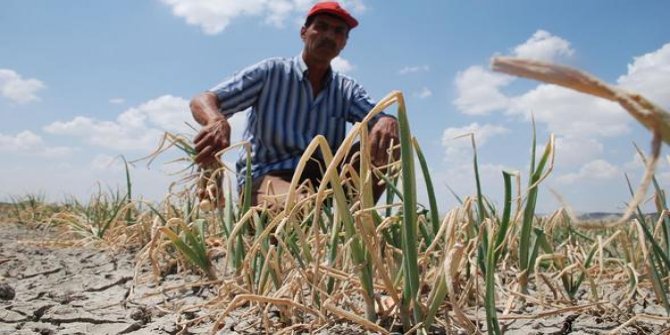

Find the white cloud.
xmin=43 ymin=94 xmax=250 ymax=155
xmin=332 ymin=56 xmax=354 ymax=74
xmin=512 ymin=30 xmax=574 ymax=62
xmin=126 ymin=95 xmax=193 ymax=133
xmin=44 ymin=95 xmax=191 ymax=152
xmin=441 ymin=123 xmax=509 ymax=162
xmin=1 ymin=156 xmax=188 ymax=204
xmin=45 ymin=115 xmax=161 ymax=151
xmin=556 ymin=159 xmax=620 ymax=184
xmin=90 ymin=154 xmax=124 ymax=171
xmin=436 ymin=161 xmax=513 ymax=208
xmin=0 ymin=69 xmax=45 ymax=104
xmin=109 ymin=98 xmax=125 ymax=104
xmin=453 ymin=66 xmax=513 ymax=115
xmin=449 ymin=35 xmax=668 ymax=193
xmin=447 ymin=39 xmax=670 ymax=212
xmin=413 ymin=87 xmax=432 ymax=99
xmin=398 ymin=65 xmax=430 ymax=75
xmin=160 ymin=0 xmax=366 ymax=35
xmin=617 ymin=42 xmax=670 ymax=108
xmin=442 ymin=123 xmax=509 ymax=148
xmin=161 ymin=0 xmax=265 ymax=34
xmin=0 ymin=130 xmax=42 ymax=151
xmin=554 ymin=136 xmax=604 ymax=167
xmin=452 ymin=31 xmax=574 ymax=116
xmin=450 ymin=33 xmax=667 ymax=162
xmin=509 ymin=84 xmax=629 ymax=138
xmin=0 ymin=130 xmax=73 ymax=157
xmin=623 ymin=151 xmax=646 ymax=171
xmin=264 ymin=0 xmax=294 ymax=26
xmin=341 ymin=0 xmax=366 ymax=13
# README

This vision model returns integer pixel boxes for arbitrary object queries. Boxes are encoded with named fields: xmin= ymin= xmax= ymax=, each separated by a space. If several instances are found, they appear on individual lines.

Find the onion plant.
xmin=39 ymin=57 xmax=667 ymax=333
xmin=9 ymin=193 xmax=52 ymax=225
xmin=52 ymin=186 xmax=128 ymax=240
xmin=518 ymin=125 xmax=555 ymax=293
xmin=160 ymin=218 xmax=217 ymax=280
xmin=625 ymin=149 xmax=670 ymax=313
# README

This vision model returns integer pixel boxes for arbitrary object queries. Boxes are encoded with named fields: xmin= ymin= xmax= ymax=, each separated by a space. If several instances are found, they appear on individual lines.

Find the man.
xmin=190 ymin=1 xmax=399 ymax=206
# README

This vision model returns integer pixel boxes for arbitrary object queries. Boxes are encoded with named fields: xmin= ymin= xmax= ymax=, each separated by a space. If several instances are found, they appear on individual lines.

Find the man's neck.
xmin=304 ymin=59 xmax=330 ymax=81
xmin=302 ymin=54 xmax=332 ymax=96
xmin=307 ymin=66 xmax=328 ymax=82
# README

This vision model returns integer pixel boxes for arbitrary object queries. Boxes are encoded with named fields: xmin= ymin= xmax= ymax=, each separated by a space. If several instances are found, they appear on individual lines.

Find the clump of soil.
xmin=0 ymin=283 xmax=15 ymax=300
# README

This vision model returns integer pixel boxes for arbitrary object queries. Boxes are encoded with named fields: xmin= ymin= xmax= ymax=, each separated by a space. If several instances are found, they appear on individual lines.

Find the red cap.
xmin=306 ymin=2 xmax=358 ymax=29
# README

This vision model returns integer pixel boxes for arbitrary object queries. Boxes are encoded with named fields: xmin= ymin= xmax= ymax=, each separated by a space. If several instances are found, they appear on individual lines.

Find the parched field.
xmin=3 ymin=210 xmax=670 ymax=335
xmin=2 ymin=220 xmax=669 ymax=335
xmin=3 ymin=61 xmax=670 ymax=334
xmin=0 ymin=222 xmax=211 ymax=335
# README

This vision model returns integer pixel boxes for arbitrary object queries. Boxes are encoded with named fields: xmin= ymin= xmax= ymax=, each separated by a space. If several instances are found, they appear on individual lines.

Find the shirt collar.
xmin=295 ymin=53 xmax=308 ymax=79
xmin=294 ymin=53 xmax=335 ymax=83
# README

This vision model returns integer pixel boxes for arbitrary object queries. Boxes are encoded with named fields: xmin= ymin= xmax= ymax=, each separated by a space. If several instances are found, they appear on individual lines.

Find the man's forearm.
xmin=190 ymin=92 xmax=225 ymax=126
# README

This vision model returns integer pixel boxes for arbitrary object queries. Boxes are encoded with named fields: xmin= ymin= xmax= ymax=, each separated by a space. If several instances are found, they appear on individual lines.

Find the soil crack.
xmin=20 ymin=267 xmax=62 ymax=279
xmin=0 ymin=316 xmax=28 ymax=323
xmin=84 ymin=276 xmax=132 ymax=292
xmin=40 ymin=316 xmax=127 ymax=325
xmin=27 ymin=291 xmax=48 ymax=301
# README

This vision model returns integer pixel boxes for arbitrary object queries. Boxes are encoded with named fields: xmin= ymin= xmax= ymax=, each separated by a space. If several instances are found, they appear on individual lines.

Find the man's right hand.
xmin=193 ymin=117 xmax=231 ymax=166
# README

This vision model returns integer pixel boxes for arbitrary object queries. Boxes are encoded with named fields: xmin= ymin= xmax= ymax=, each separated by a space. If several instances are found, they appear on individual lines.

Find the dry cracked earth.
xmin=0 ymin=223 xmax=221 ymax=335
xmin=0 ymin=223 xmax=373 ymax=335
xmin=2 ymin=221 xmax=670 ymax=334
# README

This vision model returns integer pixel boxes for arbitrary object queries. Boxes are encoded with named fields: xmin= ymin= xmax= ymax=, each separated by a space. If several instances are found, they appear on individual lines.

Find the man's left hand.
xmin=369 ymin=116 xmax=400 ymax=166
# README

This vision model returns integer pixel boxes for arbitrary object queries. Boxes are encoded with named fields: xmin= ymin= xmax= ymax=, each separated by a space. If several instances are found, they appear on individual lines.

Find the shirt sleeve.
xmin=348 ymin=81 xmax=392 ymax=125
xmin=208 ymin=60 xmax=270 ymax=117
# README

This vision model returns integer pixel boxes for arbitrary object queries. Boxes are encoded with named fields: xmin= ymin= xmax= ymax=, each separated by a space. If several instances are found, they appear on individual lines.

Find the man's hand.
xmin=369 ymin=116 xmax=400 ymax=166
xmin=193 ymin=117 xmax=231 ymax=166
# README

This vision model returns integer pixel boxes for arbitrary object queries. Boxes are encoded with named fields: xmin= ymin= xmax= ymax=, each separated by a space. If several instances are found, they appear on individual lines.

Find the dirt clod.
xmin=0 ymin=282 xmax=16 ymax=300
xmin=130 ymin=306 xmax=153 ymax=324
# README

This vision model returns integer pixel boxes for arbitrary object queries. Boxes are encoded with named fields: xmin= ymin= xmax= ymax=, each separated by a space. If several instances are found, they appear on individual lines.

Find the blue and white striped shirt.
xmin=209 ymin=54 xmax=384 ymax=187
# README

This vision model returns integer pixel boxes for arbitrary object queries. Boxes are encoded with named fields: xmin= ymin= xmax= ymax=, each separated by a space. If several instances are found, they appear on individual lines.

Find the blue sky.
xmin=1 ymin=0 xmax=669 ymax=213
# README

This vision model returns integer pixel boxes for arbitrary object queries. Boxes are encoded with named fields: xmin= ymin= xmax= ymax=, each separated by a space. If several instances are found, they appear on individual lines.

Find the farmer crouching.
xmin=190 ymin=1 xmax=399 ymax=209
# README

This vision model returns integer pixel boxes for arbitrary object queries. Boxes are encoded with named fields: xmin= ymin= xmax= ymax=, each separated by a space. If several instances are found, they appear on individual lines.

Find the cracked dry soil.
xmin=0 ymin=223 xmax=219 ymax=335
xmin=0 ymin=223 xmax=370 ymax=335
xmin=0 ymin=220 xmax=376 ymax=335
xmin=2 ymin=221 xmax=670 ymax=335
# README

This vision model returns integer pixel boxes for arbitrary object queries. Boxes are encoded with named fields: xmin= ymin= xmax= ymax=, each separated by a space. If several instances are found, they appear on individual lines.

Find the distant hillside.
xmin=577 ymin=212 xmax=622 ymax=221
xmin=577 ymin=212 xmax=664 ymax=223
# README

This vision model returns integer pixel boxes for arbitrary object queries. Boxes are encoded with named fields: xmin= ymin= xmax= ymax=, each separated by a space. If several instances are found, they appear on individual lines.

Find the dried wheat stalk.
xmin=491 ymin=57 xmax=669 ymax=226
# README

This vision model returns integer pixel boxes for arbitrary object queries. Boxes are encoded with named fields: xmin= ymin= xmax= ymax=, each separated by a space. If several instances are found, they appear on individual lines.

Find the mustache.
xmin=316 ymin=39 xmax=336 ymax=49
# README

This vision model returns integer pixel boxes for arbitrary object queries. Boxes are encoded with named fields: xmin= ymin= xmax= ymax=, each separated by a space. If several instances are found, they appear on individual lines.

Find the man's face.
xmin=301 ymin=14 xmax=349 ymax=64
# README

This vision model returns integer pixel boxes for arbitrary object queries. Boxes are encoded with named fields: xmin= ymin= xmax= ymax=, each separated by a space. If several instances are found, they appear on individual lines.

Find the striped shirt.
xmin=210 ymin=54 xmax=384 ymax=188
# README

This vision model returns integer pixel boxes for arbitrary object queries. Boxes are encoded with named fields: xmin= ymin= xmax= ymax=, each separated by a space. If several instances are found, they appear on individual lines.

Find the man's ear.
xmin=300 ymin=26 xmax=306 ymax=41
